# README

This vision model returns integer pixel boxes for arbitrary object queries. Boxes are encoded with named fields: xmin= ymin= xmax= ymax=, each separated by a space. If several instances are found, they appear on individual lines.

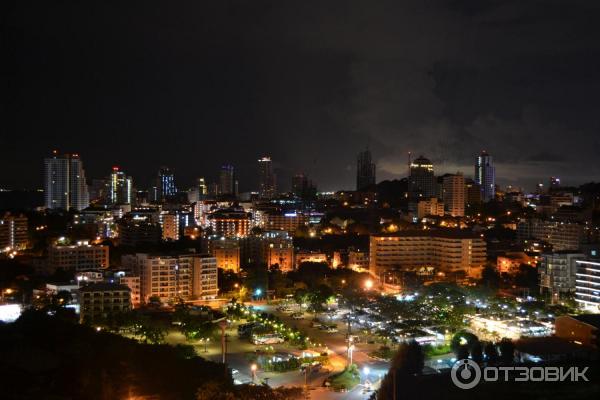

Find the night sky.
xmin=3 ymin=1 xmax=600 ymax=192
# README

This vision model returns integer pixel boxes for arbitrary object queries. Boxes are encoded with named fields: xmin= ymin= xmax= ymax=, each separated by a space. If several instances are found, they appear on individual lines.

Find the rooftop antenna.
xmin=407 ymin=151 xmax=412 ymax=177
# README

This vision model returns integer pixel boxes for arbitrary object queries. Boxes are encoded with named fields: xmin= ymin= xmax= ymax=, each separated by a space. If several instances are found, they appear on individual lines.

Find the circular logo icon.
xmin=451 ymin=359 xmax=481 ymax=389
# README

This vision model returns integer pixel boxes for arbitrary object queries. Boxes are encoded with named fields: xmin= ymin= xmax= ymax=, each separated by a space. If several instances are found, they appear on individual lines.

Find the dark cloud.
xmin=2 ymin=0 xmax=600 ymax=191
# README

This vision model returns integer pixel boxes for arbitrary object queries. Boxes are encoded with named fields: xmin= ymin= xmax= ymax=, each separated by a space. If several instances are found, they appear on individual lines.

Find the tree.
xmin=481 ymin=265 xmax=500 ymax=288
xmin=484 ymin=342 xmax=498 ymax=363
xmin=391 ymin=340 xmax=424 ymax=375
xmin=471 ymin=341 xmax=483 ymax=363
xmin=498 ymin=338 xmax=515 ymax=364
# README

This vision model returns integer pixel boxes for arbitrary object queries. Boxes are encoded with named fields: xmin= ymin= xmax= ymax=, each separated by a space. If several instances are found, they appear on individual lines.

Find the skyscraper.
xmin=442 ymin=173 xmax=465 ymax=217
xmin=408 ymin=155 xmax=436 ymax=200
xmin=475 ymin=151 xmax=495 ymax=202
xmin=109 ymin=166 xmax=133 ymax=205
xmin=219 ymin=165 xmax=235 ymax=196
xmin=356 ymin=149 xmax=376 ymax=191
xmin=44 ymin=151 xmax=89 ymax=211
xmin=258 ymin=157 xmax=276 ymax=199
xmin=156 ymin=167 xmax=176 ymax=202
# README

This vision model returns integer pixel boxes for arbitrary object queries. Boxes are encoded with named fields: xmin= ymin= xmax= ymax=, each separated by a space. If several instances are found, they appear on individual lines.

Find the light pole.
xmin=251 ymin=363 xmax=257 ymax=383
xmin=348 ymin=344 xmax=355 ymax=366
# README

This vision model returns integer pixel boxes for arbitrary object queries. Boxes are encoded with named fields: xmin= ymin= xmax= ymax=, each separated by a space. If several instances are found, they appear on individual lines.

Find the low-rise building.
xmin=417 ymin=198 xmax=444 ymax=219
xmin=555 ymin=314 xmax=600 ymax=348
xmin=210 ymin=238 xmax=241 ymax=273
xmin=295 ymin=251 xmax=328 ymax=268
xmin=497 ymin=252 xmax=538 ymax=274
xmin=79 ymin=283 xmax=131 ymax=323
xmin=48 ymin=241 xmax=109 ymax=271
xmin=120 ymin=276 xmax=141 ymax=308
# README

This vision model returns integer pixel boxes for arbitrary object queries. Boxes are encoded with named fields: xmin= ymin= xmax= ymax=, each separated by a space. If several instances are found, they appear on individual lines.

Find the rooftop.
xmin=79 ymin=283 xmax=130 ymax=292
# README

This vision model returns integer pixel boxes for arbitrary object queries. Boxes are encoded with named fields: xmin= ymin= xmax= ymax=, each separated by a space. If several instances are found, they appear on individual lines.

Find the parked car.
xmin=292 ymin=312 xmax=304 ymax=320
xmin=326 ymin=326 xmax=338 ymax=333
xmin=311 ymin=321 xmax=322 ymax=328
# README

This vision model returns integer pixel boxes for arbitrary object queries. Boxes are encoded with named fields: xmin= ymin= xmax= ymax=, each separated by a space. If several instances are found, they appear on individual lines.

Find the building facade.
xmin=517 ymin=219 xmax=584 ymax=251
xmin=442 ymin=173 xmax=465 ymax=217
xmin=208 ymin=209 xmax=251 ymax=237
xmin=475 ymin=151 xmax=495 ymax=202
xmin=79 ymin=283 xmax=131 ymax=323
xmin=539 ymin=252 xmax=585 ymax=295
xmin=0 ymin=213 xmax=28 ymax=251
xmin=356 ymin=149 xmax=376 ymax=191
xmin=131 ymin=253 xmax=218 ymax=303
xmin=258 ymin=157 xmax=276 ymax=199
xmin=408 ymin=156 xmax=436 ymax=204
xmin=417 ymin=198 xmax=445 ymax=219
xmin=575 ymin=260 xmax=600 ymax=312
xmin=48 ymin=241 xmax=109 ymax=271
xmin=44 ymin=151 xmax=89 ymax=211
xmin=369 ymin=230 xmax=486 ymax=278
xmin=210 ymin=238 xmax=241 ymax=273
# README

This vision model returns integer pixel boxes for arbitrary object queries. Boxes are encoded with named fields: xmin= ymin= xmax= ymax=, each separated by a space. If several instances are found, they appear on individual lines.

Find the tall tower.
xmin=258 ymin=157 xmax=276 ymax=199
xmin=219 ymin=165 xmax=235 ymax=196
xmin=356 ymin=149 xmax=376 ymax=191
xmin=475 ymin=151 xmax=495 ymax=202
xmin=442 ymin=173 xmax=465 ymax=217
xmin=157 ymin=167 xmax=176 ymax=202
xmin=109 ymin=166 xmax=133 ymax=205
xmin=44 ymin=151 xmax=89 ymax=211
xmin=408 ymin=155 xmax=436 ymax=200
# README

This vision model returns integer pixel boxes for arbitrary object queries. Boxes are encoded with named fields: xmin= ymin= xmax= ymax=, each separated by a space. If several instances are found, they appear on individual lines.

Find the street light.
xmin=364 ymin=279 xmax=373 ymax=290
xmin=251 ymin=363 xmax=258 ymax=383
xmin=348 ymin=344 xmax=355 ymax=365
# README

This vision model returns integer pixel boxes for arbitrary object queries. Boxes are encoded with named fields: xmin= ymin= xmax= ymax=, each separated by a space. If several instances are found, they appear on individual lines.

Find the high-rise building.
xmin=197 ymin=177 xmax=208 ymax=196
xmin=465 ymin=178 xmax=481 ymax=206
xmin=0 ymin=213 xmax=28 ymax=251
xmin=160 ymin=212 xmax=180 ymax=241
xmin=219 ymin=165 xmax=235 ymax=196
xmin=408 ymin=156 xmax=436 ymax=201
xmin=156 ymin=167 xmax=176 ymax=202
xmin=574 ymin=260 xmax=600 ymax=312
xmin=44 ymin=151 xmax=89 ymax=211
xmin=208 ymin=209 xmax=251 ymax=237
xmin=109 ymin=167 xmax=133 ymax=205
xmin=356 ymin=149 xmax=376 ymax=191
xmin=258 ymin=157 xmax=276 ymax=199
xmin=292 ymin=173 xmax=317 ymax=200
xmin=442 ymin=173 xmax=465 ymax=217
xmin=539 ymin=252 xmax=585 ymax=297
xmin=475 ymin=151 xmax=495 ymax=202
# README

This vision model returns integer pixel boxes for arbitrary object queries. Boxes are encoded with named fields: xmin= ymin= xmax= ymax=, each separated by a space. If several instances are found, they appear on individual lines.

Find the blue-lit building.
xmin=475 ymin=151 xmax=495 ymax=202
xmin=156 ymin=167 xmax=176 ymax=202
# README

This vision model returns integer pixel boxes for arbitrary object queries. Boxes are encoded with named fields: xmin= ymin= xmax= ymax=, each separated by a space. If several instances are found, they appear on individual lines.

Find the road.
xmin=164 ymin=301 xmax=389 ymax=399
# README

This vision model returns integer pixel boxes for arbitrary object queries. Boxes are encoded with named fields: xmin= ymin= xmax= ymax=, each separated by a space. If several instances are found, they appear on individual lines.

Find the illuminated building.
xmin=156 ymin=167 xmax=176 ymax=202
xmin=48 ymin=241 xmax=109 ymax=271
xmin=108 ymin=166 xmax=133 ymax=204
xmin=118 ymin=218 xmax=161 ymax=246
xmin=348 ymin=248 xmax=369 ymax=271
xmin=475 ymin=151 xmax=495 ymax=202
xmin=119 ymin=276 xmax=141 ymax=308
xmin=219 ymin=165 xmax=236 ymax=196
xmin=130 ymin=253 xmax=218 ymax=303
xmin=241 ymin=230 xmax=294 ymax=271
xmin=197 ymin=177 xmax=208 ymax=196
xmin=417 ymin=198 xmax=444 ymax=219
xmin=497 ymin=252 xmax=538 ymax=274
xmin=210 ymin=238 xmax=241 ymax=273
xmin=442 ymin=173 xmax=465 ymax=217
xmin=258 ymin=157 xmax=277 ymax=199
xmin=44 ymin=151 xmax=89 ymax=211
xmin=408 ymin=156 xmax=436 ymax=203
xmin=208 ymin=209 xmax=251 ymax=237
xmin=517 ymin=219 xmax=584 ymax=251
xmin=555 ymin=315 xmax=600 ymax=348
xmin=465 ymin=178 xmax=481 ymax=205
xmin=160 ymin=212 xmax=180 ymax=241
xmin=574 ymin=260 xmax=600 ymax=312
xmin=539 ymin=252 xmax=585 ymax=296
xmin=369 ymin=230 xmax=486 ymax=278
xmin=295 ymin=251 xmax=328 ymax=268
xmin=0 ymin=212 xmax=28 ymax=251
xmin=263 ymin=211 xmax=309 ymax=233
xmin=356 ymin=149 xmax=376 ymax=191
xmin=79 ymin=283 xmax=131 ymax=323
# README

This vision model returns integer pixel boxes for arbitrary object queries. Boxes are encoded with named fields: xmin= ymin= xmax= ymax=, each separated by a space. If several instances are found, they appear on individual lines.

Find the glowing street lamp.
xmin=364 ymin=279 xmax=373 ymax=290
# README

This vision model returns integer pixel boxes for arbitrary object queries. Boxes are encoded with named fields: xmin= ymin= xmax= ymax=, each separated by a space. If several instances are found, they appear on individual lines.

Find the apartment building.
xmin=369 ymin=230 xmax=486 ymax=278
xmin=48 ymin=241 xmax=109 ymax=271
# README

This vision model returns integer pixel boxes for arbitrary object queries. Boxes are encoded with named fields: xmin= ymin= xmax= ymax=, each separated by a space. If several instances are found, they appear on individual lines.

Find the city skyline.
xmin=3 ymin=1 xmax=600 ymax=191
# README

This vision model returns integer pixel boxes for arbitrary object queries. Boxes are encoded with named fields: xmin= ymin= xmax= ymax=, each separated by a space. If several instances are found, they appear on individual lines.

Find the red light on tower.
xmin=112 ymin=166 xmax=119 ymax=171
